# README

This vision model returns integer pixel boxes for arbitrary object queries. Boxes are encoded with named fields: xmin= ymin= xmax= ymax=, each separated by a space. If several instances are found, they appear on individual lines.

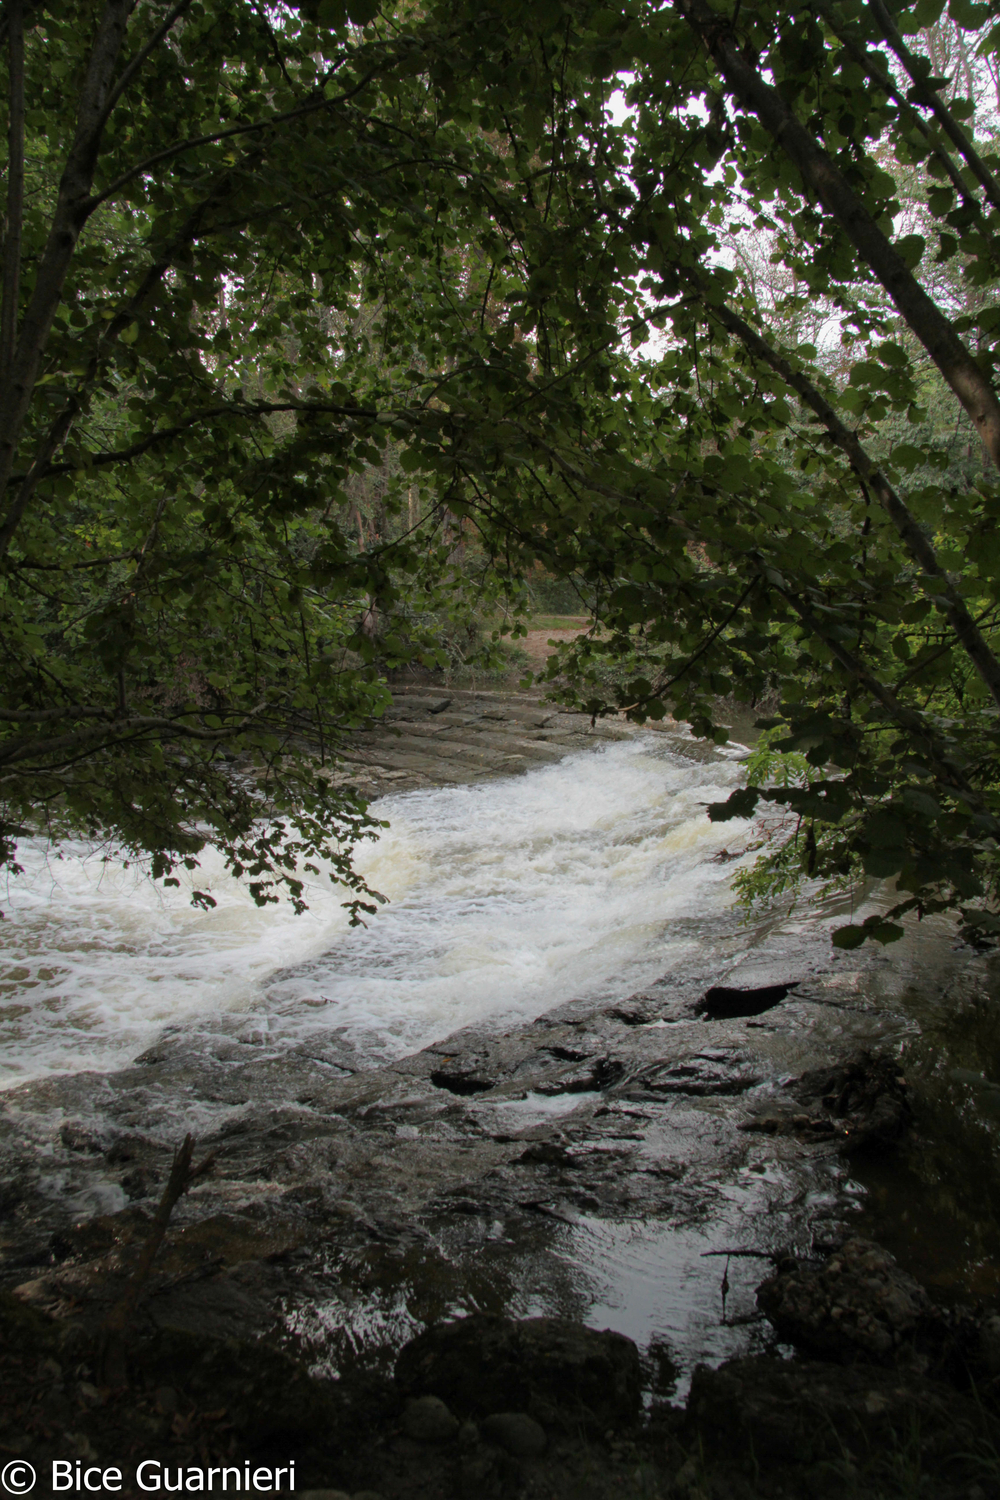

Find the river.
xmin=0 ymin=735 xmax=749 ymax=1086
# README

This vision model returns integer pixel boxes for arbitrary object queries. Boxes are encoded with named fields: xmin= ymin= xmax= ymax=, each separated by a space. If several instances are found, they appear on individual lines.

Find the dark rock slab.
xmin=395 ymin=1314 xmax=642 ymax=1430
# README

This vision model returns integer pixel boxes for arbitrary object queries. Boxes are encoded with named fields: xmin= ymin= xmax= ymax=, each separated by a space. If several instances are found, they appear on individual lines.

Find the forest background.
xmin=3 ymin=0 xmax=1000 ymax=948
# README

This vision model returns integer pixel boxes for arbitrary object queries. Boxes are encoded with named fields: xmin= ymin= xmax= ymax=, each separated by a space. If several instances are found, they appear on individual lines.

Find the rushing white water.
xmin=0 ymin=736 xmax=749 ymax=1087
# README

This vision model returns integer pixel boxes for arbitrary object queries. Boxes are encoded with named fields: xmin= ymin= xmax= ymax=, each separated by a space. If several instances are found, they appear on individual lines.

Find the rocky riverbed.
xmin=1 ymin=690 xmax=999 ymax=1497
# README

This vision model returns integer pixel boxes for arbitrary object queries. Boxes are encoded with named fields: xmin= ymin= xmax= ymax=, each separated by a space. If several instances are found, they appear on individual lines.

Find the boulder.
xmin=395 ymin=1315 xmax=641 ymax=1429
xmin=756 ymin=1238 xmax=935 ymax=1365
xmin=401 ymin=1395 xmax=460 ymax=1443
xmin=480 ymin=1412 xmax=546 ymax=1457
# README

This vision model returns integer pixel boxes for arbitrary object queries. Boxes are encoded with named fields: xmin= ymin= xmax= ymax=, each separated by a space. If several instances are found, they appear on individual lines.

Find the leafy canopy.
xmin=4 ymin=0 xmax=1000 ymax=943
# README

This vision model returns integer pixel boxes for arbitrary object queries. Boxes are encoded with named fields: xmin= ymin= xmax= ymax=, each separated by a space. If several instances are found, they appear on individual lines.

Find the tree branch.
xmin=706 ymin=297 xmax=1000 ymax=713
xmin=0 ymin=192 xmax=221 ymax=554
xmin=4 ymin=397 xmax=379 ymax=490
xmin=771 ymin=577 xmax=977 ymax=797
xmin=813 ymin=0 xmax=979 ymax=219
xmin=0 ymin=701 xmax=271 ymax=767
xmin=85 ymin=59 xmax=393 ymax=213
xmin=99 ymin=1134 xmax=214 ymax=1387
xmin=868 ymin=0 xmax=1000 ymax=217
xmin=677 ymin=0 xmax=1000 ymax=475
xmin=99 ymin=0 xmax=193 ymax=128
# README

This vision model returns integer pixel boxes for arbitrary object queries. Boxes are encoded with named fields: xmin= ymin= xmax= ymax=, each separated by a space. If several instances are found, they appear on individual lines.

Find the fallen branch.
xmin=99 ymin=1133 xmax=214 ymax=1386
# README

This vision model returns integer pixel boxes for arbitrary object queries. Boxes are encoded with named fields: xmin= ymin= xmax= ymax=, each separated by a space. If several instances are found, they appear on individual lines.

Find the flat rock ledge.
xmin=331 ymin=684 xmax=712 ymax=798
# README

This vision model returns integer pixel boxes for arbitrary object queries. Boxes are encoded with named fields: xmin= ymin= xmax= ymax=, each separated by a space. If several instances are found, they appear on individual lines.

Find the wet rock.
xmin=60 ymin=1122 xmax=106 ymax=1153
xmin=794 ymin=1051 xmax=910 ymax=1152
xmin=120 ymin=1167 xmax=155 ymax=1200
xmin=603 ymin=1004 xmax=656 ymax=1026
xmin=139 ymin=1329 xmax=351 ymax=1449
xmin=395 ymin=1315 xmax=641 ymax=1430
xmin=456 ymin=1450 xmax=504 ymax=1500
xmin=536 ymin=1057 xmax=625 ymax=1094
xmin=105 ymin=1133 xmax=152 ymax=1165
xmin=756 ymin=1237 xmax=935 ymax=1365
xmin=516 ymin=1142 xmax=575 ymax=1168
xmin=401 ymin=1394 xmax=460 ymax=1443
xmin=686 ymin=1355 xmax=999 ymax=1470
xmin=49 ymin=1207 xmax=152 ymax=1262
xmin=628 ymin=1053 xmax=760 ymax=1098
xmin=739 ymin=1051 xmax=911 ymax=1153
xmin=480 ymin=1411 xmax=546 ymax=1457
xmin=738 ymin=1107 xmax=839 ymax=1141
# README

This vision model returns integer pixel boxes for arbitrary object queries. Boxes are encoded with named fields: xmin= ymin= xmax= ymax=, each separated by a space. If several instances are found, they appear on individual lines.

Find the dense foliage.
xmin=3 ymin=0 xmax=1000 ymax=940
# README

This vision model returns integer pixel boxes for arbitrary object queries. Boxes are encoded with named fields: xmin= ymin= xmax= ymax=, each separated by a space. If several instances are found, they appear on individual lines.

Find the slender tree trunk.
xmin=1 ymin=0 xmax=25 ymax=375
xmin=0 ymin=0 xmax=132 ymax=510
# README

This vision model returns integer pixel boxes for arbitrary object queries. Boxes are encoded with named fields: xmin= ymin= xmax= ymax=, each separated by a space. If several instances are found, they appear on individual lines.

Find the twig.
xmin=99 ymin=1134 xmax=214 ymax=1386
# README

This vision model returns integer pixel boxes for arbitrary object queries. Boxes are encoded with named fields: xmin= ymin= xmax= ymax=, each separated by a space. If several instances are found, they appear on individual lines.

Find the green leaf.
xmin=949 ymin=0 xmax=990 ymax=29
xmin=707 ymin=787 xmax=760 ymax=821
xmin=895 ymin=234 xmax=926 ymax=269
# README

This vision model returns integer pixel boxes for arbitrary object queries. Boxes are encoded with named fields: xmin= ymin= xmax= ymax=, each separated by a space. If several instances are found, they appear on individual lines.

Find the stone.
xmin=481 ymin=1411 xmax=546 ymax=1458
xmin=295 ymin=1493 xmax=351 ymax=1500
xmin=401 ymin=1394 xmax=460 ymax=1443
xmin=686 ymin=1356 xmax=1000 ymax=1469
xmin=756 ymin=1238 xmax=935 ymax=1364
xmin=395 ymin=1314 xmax=642 ymax=1430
